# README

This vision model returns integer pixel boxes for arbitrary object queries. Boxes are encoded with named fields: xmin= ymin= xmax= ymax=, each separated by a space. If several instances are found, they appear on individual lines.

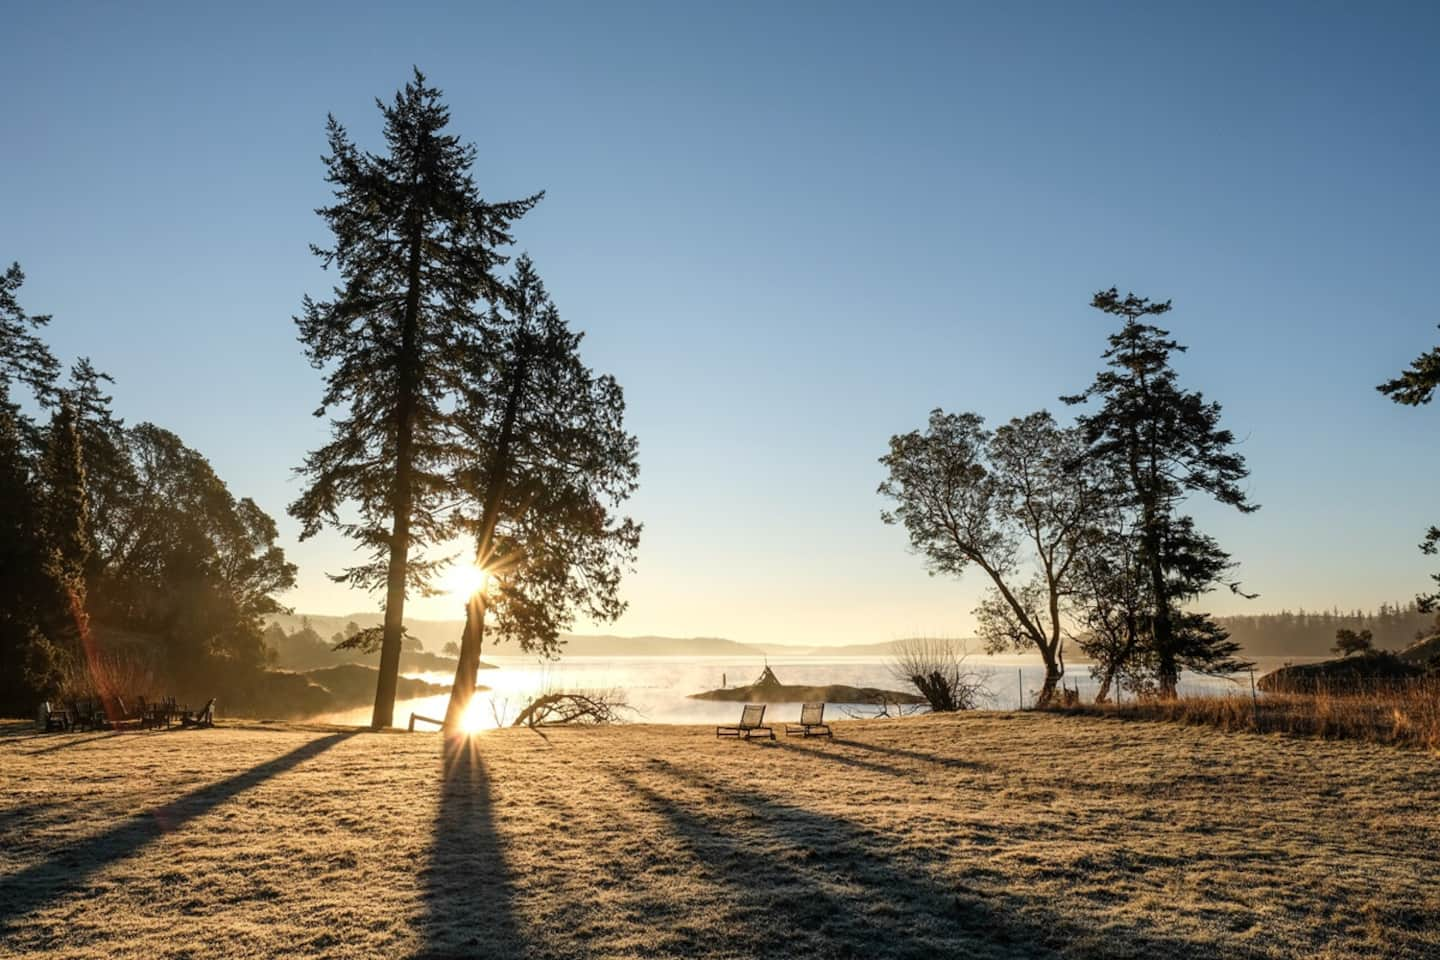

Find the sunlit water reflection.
xmin=315 ymin=655 xmax=1309 ymax=730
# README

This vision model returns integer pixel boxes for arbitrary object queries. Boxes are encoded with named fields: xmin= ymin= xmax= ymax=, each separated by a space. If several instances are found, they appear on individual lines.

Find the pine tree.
xmin=41 ymin=398 xmax=92 ymax=583
xmin=290 ymin=70 xmax=541 ymax=728
xmin=65 ymin=358 xmax=130 ymax=577
xmin=0 ymin=263 xmax=60 ymax=412
xmin=0 ymin=383 xmax=58 ymax=712
xmin=1378 ymin=324 xmax=1440 ymax=610
xmin=442 ymin=256 xmax=640 ymax=729
xmin=1065 ymin=289 xmax=1256 ymax=696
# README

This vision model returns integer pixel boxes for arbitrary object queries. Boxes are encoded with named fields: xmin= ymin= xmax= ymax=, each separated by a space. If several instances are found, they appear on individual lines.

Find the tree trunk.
xmin=1094 ymin=670 xmax=1113 ymax=705
xmin=1036 ymin=658 xmax=1062 ymax=707
xmin=370 ymin=214 xmax=425 ymax=730
xmin=441 ymin=336 xmax=530 ymax=731
xmin=443 ymin=591 xmax=485 ymax=730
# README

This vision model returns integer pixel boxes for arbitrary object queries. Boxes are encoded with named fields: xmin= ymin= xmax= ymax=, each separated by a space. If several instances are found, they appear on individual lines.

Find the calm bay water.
xmin=316 ymin=655 xmax=1300 ymax=729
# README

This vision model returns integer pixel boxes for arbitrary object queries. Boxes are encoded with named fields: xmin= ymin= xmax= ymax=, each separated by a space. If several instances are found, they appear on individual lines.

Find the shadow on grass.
xmin=767 ymin=737 xmax=929 ymax=780
xmin=832 ymin=737 xmax=992 ymax=772
xmin=20 ymin=731 xmax=122 ymax=756
xmin=416 ymin=736 xmax=527 ymax=959
xmin=611 ymin=760 xmax=1265 ymax=960
xmin=0 ymin=731 xmax=354 ymax=930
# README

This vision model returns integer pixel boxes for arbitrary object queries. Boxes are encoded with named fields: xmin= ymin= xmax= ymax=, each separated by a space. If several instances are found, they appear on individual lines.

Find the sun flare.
xmin=457 ymin=697 xmax=489 ymax=734
xmin=442 ymin=562 xmax=490 ymax=601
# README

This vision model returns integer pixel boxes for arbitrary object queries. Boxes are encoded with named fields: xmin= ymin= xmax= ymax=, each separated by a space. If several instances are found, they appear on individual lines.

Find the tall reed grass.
xmin=1046 ymin=678 xmax=1440 ymax=751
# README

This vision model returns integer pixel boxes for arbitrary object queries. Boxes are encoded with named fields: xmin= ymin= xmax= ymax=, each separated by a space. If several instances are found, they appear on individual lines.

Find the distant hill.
xmin=267 ymin=613 xmax=765 ymax=657
xmin=754 ymin=638 xmax=976 ymax=657
xmin=266 ymin=614 xmax=959 ymax=658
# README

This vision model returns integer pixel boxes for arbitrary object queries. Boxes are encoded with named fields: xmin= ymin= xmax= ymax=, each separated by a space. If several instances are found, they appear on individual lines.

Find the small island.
xmin=688 ymin=665 xmax=926 ymax=705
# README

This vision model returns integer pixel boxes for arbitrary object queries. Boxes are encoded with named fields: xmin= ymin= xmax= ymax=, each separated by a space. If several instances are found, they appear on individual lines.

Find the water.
xmin=315 ymin=655 xmax=1298 ymax=729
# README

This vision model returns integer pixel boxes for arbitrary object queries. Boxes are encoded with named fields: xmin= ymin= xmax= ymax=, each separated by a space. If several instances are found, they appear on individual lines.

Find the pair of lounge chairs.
xmin=716 ymin=702 xmax=832 ymax=740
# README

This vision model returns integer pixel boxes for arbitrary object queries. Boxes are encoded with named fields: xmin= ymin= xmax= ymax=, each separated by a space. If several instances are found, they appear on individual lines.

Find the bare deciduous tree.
xmin=887 ymin=638 xmax=989 ymax=712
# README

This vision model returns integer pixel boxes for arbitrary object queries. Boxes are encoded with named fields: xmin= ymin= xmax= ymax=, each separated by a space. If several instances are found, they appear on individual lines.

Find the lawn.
xmin=2 ymin=712 xmax=1437 ymax=959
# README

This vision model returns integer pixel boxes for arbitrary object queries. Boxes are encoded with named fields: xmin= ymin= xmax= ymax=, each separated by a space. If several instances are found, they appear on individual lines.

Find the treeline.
xmin=0 ymin=267 xmax=296 ymax=717
xmin=1216 ymin=604 xmax=1438 ymax=658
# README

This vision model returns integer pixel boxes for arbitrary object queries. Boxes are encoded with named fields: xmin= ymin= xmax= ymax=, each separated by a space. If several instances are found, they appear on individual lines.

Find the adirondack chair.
xmin=785 ymin=702 xmax=833 ymax=738
xmin=143 ymin=697 xmax=178 ymax=729
xmin=38 ymin=701 xmax=71 ymax=732
xmin=69 ymin=698 xmax=100 ymax=731
xmin=180 ymin=698 xmax=216 ymax=729
xmin=716 ymin=703 xmax=774 ymax=740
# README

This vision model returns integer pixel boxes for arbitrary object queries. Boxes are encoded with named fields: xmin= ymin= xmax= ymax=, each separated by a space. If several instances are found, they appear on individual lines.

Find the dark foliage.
xmin=1377 ymin=324 xmax=1440 ymax=611
xmin=879 ymin=409 xmax=1095 ymax=705
xmin=443 ymin=256 xmax=640 ymax=727
xmin=1333 ymin=628 xmax=1374 ymax=658
xmin=1065 ymin=288 xmax=1256 ymax=695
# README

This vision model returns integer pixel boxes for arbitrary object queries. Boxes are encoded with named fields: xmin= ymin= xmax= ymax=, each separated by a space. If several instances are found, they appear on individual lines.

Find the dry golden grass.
xmin=2 ymin=712 xmax=1438 ymax=959
xmin=1050 ymin=681 xmax=1440 ymax=751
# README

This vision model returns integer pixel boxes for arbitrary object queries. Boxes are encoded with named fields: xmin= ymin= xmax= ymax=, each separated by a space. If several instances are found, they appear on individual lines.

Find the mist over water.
xmin=317 ymin=655 xmax=1305 ymax=730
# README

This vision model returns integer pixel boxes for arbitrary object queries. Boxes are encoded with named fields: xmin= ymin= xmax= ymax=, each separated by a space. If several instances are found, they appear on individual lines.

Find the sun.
xmin=457 ymin=696 xmax=489 ymax=734
xmin=442 ymin=561 xmax=489 ymax=601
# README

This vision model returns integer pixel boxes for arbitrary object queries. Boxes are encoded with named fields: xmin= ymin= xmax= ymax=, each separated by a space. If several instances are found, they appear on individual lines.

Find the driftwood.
xmin=512 ymin=690 xmax=632 ymax=727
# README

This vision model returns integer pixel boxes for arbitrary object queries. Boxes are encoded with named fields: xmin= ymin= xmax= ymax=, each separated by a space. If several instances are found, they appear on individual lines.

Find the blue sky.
xmin=4 ymin=2 xmax=1438 ymax=644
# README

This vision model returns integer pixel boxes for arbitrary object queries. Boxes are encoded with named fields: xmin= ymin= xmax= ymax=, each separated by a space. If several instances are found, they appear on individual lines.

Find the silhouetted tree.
xmin=89 ymin=424 xmax=296 ymax=682
xmin=289 ymin=70 xmax=541 ymax=728
xmin=0 ymin=263 xmax=60 ymax=418
xmin=879 ymin=410 xmax=1097 ymax=705
xmin=442 ymin=640 xmax=461 ymax=658
xmin=1068 ymin=501 xmax=1148 ymax=703
xmin=64 ymin=358 xmax=131 ymax=579
xmin=442 ymin=257 xmax=640 ymax=729
xmin=1378 ymin=324 xmax=1440 ymax=611
xmin=1065 ymin=289 xmax=1256 ymax=696
xmin=1332 ymin=628 xmax=1374 ymax=658
xmin=0 ymin=270 xmax=73 ymax=713
xmin=40 ymin=399 xmax=91 ymax=584
xmin=0 ymin=385 xmax=68 ymax=712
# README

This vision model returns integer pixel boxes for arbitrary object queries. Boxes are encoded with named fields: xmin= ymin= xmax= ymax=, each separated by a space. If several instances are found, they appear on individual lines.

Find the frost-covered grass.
xmin=2 ymin=712 xmax=1438 ymax=959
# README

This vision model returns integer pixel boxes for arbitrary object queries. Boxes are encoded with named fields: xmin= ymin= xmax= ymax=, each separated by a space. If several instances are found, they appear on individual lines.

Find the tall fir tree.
xmin=0 ymin=268 xmax=71 ymax=713
xmin=290 ymin=70 xmax=541 ymax=728
xmin=1378 ymin=324 xmax=1440 ymax=610
xmin=1065 ymin=289 xmax=1255 ymax=696
xmin=443 ymin=257 xmax=640 ymax=729
xmin=0 ymin=384 xmax=60 ymax=712
xmin=0 ymin=262 xmax=60 ymax=414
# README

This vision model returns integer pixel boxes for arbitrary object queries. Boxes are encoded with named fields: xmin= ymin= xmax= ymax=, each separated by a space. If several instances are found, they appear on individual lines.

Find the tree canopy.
xmin=290 ymin=69 xmax=541 ymax=727
xmin=443 ymin=256 xmax=640 ymax=727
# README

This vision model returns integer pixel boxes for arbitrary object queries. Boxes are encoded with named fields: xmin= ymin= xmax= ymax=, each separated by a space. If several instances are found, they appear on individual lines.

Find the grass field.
xmin=2 ymin=713 xmax=1438 ymax=959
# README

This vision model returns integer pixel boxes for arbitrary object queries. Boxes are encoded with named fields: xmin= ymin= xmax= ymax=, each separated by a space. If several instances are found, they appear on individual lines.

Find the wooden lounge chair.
xmin=143 ymin=697 xmax=178 ymax=730
xmin=108 ymin=696 xmax=145 ymax=729
xmin=785 ymin=702 xmax=832 ymax=738
xmin=180 ymin=698 xmax=216 ymax=728
xmin=39 ymin=701 xmax=71 ymax=732
xmin=69 ymin=698 xmax=100 ymax=732
xmin=716 ymin=703 xmax=774 ymax=740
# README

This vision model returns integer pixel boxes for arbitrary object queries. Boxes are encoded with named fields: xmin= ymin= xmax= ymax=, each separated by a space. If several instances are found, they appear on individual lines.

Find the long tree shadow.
xmin=612 ymin=761 xmax=1267 ymax=960
xmin=831 ymin=737 xmax=992 ymax=772
xmin=768 ymin=738 xmax=930 ymax=780
xmin=20 ymin=732 xmax=122 ymax=757
xmin=0 ymin=731 xmax=353 ymax=930
xmin=416 ymin=736 xmax=527 ymax=959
